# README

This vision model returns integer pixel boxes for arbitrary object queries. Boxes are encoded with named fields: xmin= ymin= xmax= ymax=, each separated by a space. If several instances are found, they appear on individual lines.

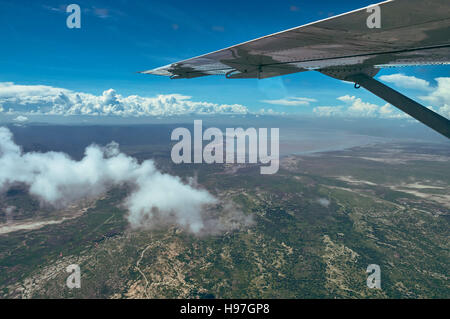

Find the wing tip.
xmin=137 ymin=68 xmax=173 ymax=77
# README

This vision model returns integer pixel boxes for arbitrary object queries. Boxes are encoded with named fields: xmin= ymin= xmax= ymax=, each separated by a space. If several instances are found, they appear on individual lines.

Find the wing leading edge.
xmin=141 ymin=0 xmax=450 ymax=138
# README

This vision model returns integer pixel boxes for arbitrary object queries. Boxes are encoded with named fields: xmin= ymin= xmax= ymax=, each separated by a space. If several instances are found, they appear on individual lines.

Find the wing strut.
xmin=348 ymin=74 xmax=450 ymax=139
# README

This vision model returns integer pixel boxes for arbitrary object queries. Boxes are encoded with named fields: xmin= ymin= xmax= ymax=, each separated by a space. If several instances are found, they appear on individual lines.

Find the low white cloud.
xmin=314 ymin=74 xmax=450 ymax=121
xmin=346 ymin=98 xmax=380 ymax=117
xmin=13 ymin=115 xmax=28 ymax=123
xmin=379 ymin=74 xmax=432 ymax=91
xmin=317 ymin=198 xmax=330 ymax=208
xmin=337 ymin=95 xmax=381 ymax=117
xmin=0 ymin=127 xmax=250 ymax=233
xmin=419 ymin=77 xmax=450 ymax=113
xmin=317 ymin=76 xmax=450 ymax=119
xmin=435 ymin=104 xmax=450 ymax=118
xmin=337 ymin=95 xmax=356 ymax=103
xmin=0 ymin=82 xmax=248 ymax=117
xmin=261 ymin=97 xmax=317 ymax=106
xmin=314 ymin=96 xmax=408 ymax=119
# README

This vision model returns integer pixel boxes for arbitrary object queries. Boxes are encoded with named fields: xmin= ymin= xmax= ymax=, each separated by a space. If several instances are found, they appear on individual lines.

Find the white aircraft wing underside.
xmin=141 ymin=0 xmax=450 ymax=79
xmin=141 ymin=0 xmax=450 ymax=138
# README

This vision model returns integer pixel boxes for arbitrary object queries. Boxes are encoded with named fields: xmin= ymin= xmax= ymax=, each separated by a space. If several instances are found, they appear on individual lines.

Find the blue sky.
xmin=0 ymin=0 xmax=448 ymax=121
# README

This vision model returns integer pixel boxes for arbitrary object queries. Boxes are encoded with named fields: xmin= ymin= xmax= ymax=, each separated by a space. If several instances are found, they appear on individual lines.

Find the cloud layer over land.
xmin=0 ymin=126 xmax=242 ymax=233
xmin=0 ymin=74 xmax=449 ymax=120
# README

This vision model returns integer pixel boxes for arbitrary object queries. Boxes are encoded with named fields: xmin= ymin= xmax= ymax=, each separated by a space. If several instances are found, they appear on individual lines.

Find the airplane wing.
xmin=141 ymin=0 xmax=450 ymax=138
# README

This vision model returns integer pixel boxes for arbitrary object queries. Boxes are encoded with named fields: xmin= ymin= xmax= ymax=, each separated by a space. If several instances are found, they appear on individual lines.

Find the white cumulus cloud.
xmin=379 ymin=74 xmax=432 ymax=91
xmin=419 ymin=77 xmax=450 ymax=112
xmin=0 ymin=127 xmax=250 ymax=233
xmin=0 ymin=82 xmax=249 ymax=117
xmin=313 ymin=73 xmax=450 ymax=121
xmin=314 ymin=96 xmax=408 ymax=119
xmin=346 ymin=98 xmax=380 ymax=117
